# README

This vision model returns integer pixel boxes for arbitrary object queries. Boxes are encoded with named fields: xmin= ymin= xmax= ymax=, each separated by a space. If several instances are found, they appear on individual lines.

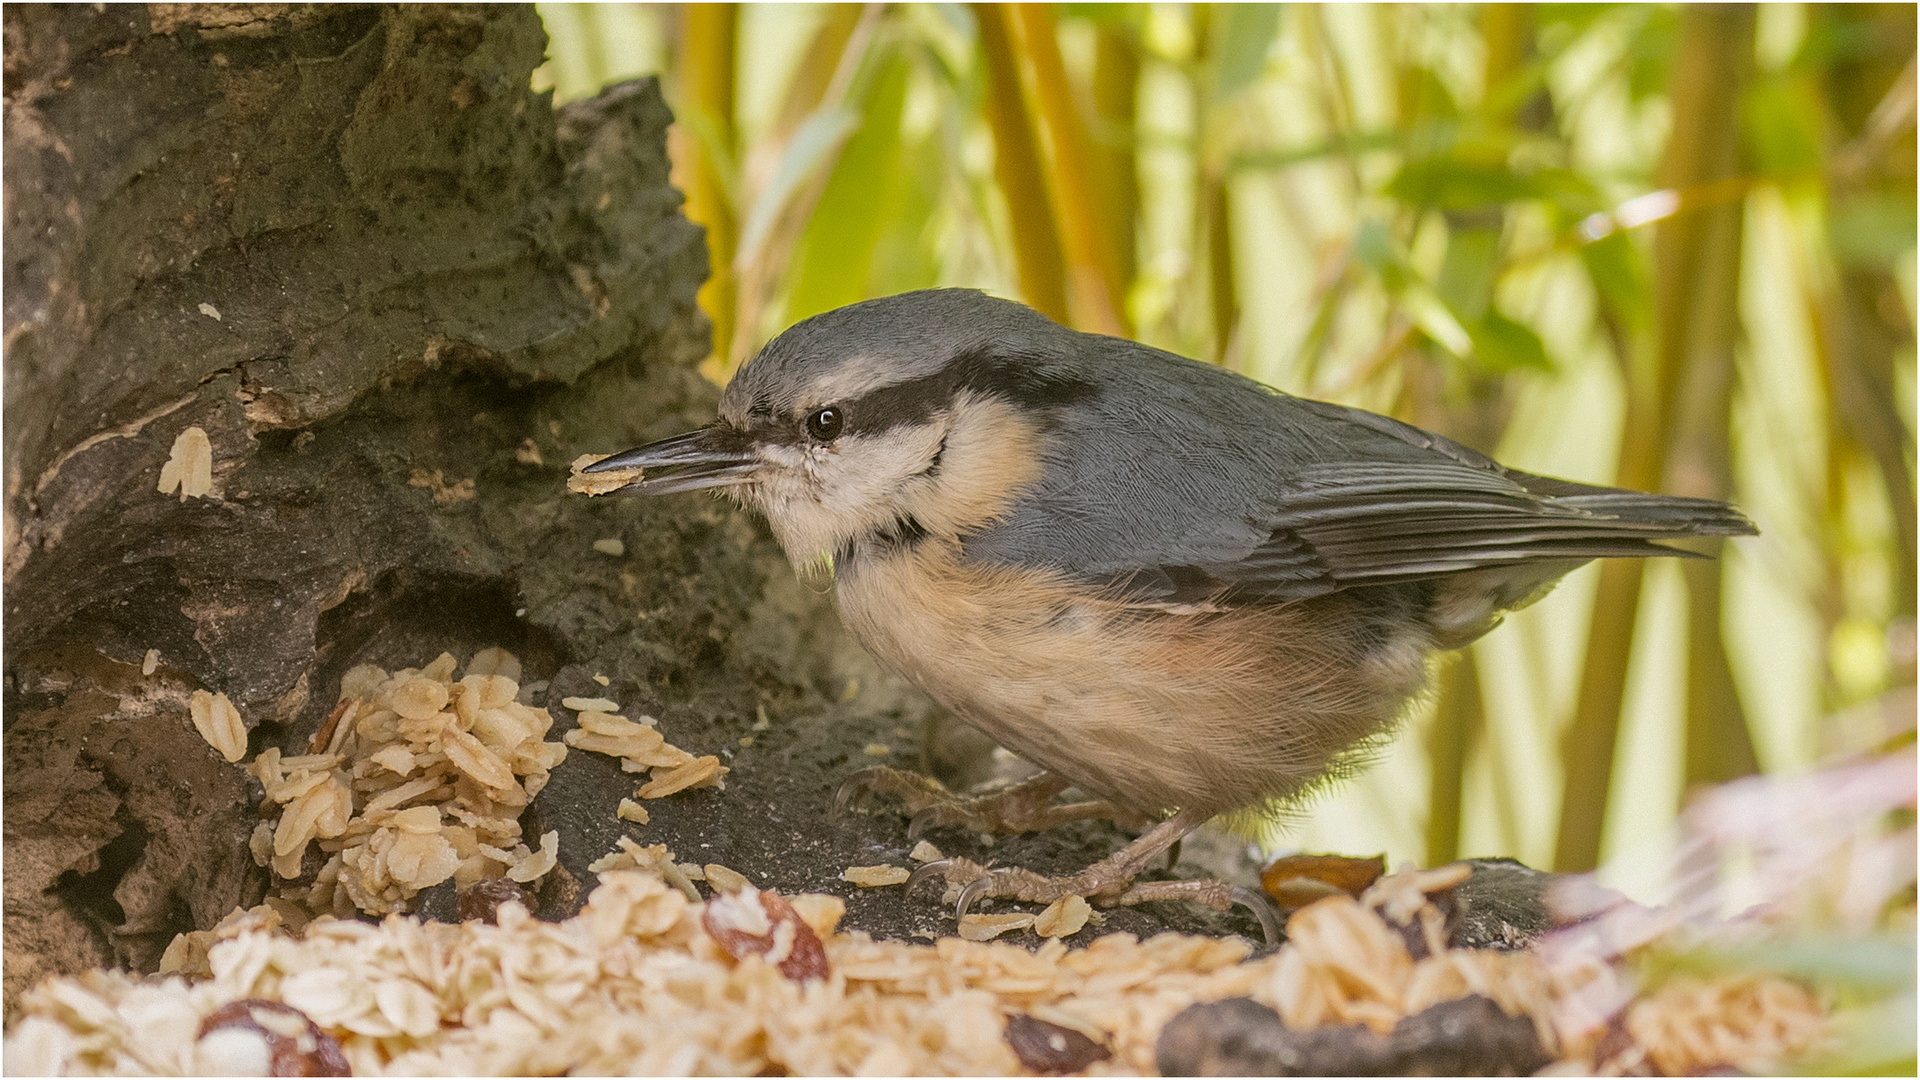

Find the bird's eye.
xmin=806 ymin=406 xmax=843 ymax=442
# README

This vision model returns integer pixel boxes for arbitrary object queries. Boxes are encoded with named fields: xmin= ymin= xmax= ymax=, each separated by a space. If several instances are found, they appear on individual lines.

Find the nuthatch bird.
xmin=586 ymin=289 xmax=1755 ymax=937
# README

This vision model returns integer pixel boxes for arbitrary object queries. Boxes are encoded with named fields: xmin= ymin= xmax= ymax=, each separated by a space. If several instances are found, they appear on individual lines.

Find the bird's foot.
xmin=902 ymin=808 xmax=1281 ymax=945
xmin=833 ymin=766 xmax=1145 ymax=839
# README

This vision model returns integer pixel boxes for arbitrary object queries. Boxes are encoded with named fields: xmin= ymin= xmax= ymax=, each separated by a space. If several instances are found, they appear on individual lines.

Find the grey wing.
xmin=973 ymin=383 xmax=1756 ymax=610
xmin=1149 ymin=461 xmax=1754 ymax=604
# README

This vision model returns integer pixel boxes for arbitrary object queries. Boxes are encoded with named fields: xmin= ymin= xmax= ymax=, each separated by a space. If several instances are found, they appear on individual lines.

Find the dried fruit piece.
xmin=568 ymin=452 xmax=643 ymax=496
xmin=1262 ymin=853 xmax=1389 ymax=908
xmin=465 ymin=647 xmax=521 ymax=682
xmin=1033 ymin=895 xmax=1091 ymax=939
xmin=389 ymin=677 xmax=450 ymax=721
xmin=158 ymin=426 xmax=214 ymax=501
xmin=702 ymin=886 xmax=829 ymax=982
xmin=958 ymin=913 xmax=1034 ymax=941
xmin=1005 ymin=1013 xmax=1111 ymax=1075
xmin=563 ymin=696 xmax=621 ymax=713
xmin=458 ymin=877 xmax=531 ymax=924
xmin=442 ymin=727 xmax=517 ymax=791
xmin=506 ymin=830 xmax=559 ymax=883
xmin=787 ymin=893 xmax=846 ymax=939
xmin=196 ymin=999 xmax=349 ymax=1076
xmin=190 ymin=690 xmax=248 ymax=763
xmin=704 ymin=864 xmax=750 ymax=893
xmin=638 ymin=755 xmax=725 ymax=798
xmin=841 ymin=864 xmax=911 ymax=888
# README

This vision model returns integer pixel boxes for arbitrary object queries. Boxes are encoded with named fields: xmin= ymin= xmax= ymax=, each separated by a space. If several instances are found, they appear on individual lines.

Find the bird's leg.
xmin=906 ymin=807 xmax=1281 ymax=943
xmin=833 ymin=766 xmax=1148 ymax=838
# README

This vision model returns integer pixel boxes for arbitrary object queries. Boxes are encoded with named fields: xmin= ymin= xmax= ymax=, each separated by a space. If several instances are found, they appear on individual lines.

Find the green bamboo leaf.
xmin=1830 ymin=192 xmax=1920 ymax=266
xmin=1469 ymin=310 xmax=1554 ymax=372
xmin=1063 ymin=3 xmax=1148 ymax=29
xmin=1435 ymin=226 xmax=1501 ymax=324
xmin=1352 ymin=218 xmax=1411 ymax=292
xmin=1385 ymin=158 xmax=1535 ymax=210
xmin=784 ymin=53 xmax=913 ymax=325
xmin=1210 ymin=4 xmax=1281 ymax=99
xmin=1743 ymin=76 xmax=1826 ymax=177
xmin=1404 ymin=287 xmax=1476 ymax=359
xmin=734 ymin=107 xmax=861 ymax=264
xmin=1580 ymin=231 xmax=1653 ymax=333
xmin=1651 ymin=933 xmax=1917 ymax=990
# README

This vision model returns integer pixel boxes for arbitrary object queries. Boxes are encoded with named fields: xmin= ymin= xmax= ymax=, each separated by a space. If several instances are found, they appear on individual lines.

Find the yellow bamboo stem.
xmin=1555 ymin=4 xmax=1757 ymax=871
xmin=1014 ymin=4 xmax=1128 ymax=336
xmin=1425 ymin=651 xmax=1483 ymax=868
xmin=973 ymin=3 xmax=1072 ymax=326
xmin=1091 ymin=26 xmax=1139 ymax=292
xmin=676 ymin=3 xmax=738 ymax=378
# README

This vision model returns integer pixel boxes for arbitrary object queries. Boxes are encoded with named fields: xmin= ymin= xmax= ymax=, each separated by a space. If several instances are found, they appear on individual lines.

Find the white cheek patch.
xmin=748 ymin=425 xmax=948 ymax=567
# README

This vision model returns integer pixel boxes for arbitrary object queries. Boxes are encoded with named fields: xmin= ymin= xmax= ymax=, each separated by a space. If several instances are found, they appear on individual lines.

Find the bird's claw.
xmin=833 ymin=766 xmax=901 ymax=820
xmin=903 ymin=859 xmax=954 ymax=898
xmin=831 ymin=765 xmax=954 ymax=823
xmin=1230 ymin=886 xmax=1281 ymax=948
xmin=955 ymin=875 xmax=995 ymax=921
xmin=908 ymin=858 xmax=1281 ymax=948
xmin=906 ymin=806 xmax=944 ymax=840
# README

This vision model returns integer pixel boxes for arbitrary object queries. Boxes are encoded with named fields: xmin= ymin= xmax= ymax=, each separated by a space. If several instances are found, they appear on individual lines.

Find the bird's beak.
xmin=582 ymin=424 xmax=760 ymax=495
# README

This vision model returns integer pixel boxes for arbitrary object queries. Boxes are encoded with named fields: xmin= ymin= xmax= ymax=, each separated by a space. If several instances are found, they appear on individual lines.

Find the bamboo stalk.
xmin=774 ymin=5 xmax=865 ymax=135
xmin=1013 ymin=4 xmax=1127 ymax=336
xmin=1193 ymin=5 xmax=1235 ymax=362
xmin=724 ymin=3 xmax=877 ymax=376
xmin=1554 ymin=4 xmax=1757 ymax=872
xmin=1814 ymin=4 xmax=1919 ymax=673
xmin=675 ymin=3 xmax=739 ymax=377
xmin=973 ymin=3 xmax=1072 ymax=326
xmin=1425 ymin=651 xmax=1483 ymax=867
xmin=1091 ymin=25 xmax=1140 ymax=293
xmin=1204 ymin=175 xmax=1236 ymax=362
xmin=1416 ymin=3 xmax=1539 ymax=867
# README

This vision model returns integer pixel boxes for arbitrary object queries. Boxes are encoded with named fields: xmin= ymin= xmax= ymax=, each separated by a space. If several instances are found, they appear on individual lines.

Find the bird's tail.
xmin=1509 ymin=470 xmax=1759 ymax=538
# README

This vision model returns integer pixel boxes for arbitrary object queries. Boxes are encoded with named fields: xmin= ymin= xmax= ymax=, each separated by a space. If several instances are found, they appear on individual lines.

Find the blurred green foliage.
xmin=535 ymin=0 xmax=1914 ymax=935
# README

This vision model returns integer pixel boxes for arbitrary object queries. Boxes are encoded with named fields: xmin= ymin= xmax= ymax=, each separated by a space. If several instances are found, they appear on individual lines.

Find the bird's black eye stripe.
xmin=827 ymin=348 xmax=1098 ymax=439
xmin=806 ymin=405 xmax=843 ymax=442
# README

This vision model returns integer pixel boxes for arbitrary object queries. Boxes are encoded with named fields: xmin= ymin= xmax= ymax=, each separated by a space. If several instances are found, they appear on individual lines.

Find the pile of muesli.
xmin=6 ymin=648 xmax=1883 ymax=1076
xmin=4 ymin=864 xmax=1831 ymax=1076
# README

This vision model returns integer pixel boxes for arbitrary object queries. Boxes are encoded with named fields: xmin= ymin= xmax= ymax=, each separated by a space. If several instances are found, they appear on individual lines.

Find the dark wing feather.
xmin=1126 ymin=459 xmax=1755 ymax=607
xmin=954 ymin=336 xmax=1755 ymax=610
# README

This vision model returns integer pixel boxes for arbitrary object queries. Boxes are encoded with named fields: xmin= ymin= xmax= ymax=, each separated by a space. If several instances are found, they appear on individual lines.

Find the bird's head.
xmin=584 ymin=290 xmax=1094 ymax=571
